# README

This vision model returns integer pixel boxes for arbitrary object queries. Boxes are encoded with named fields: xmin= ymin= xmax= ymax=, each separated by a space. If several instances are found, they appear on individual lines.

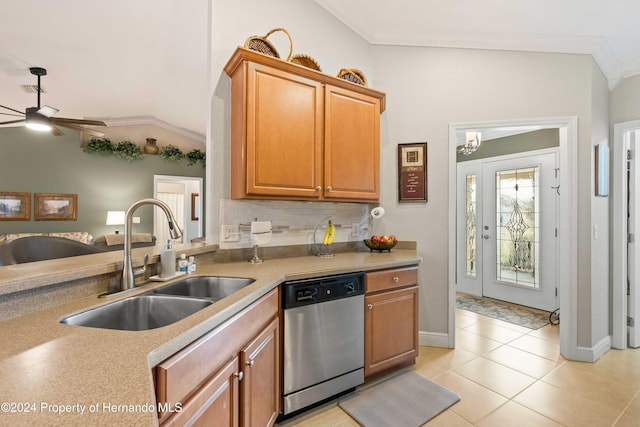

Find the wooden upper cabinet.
xmin=244 ymin=64 xmax=323 ymax=199
xmin=225 ymin=47 xmax=385 ymax=203
xmin=324 ymin=85 xmax=380 ymax=201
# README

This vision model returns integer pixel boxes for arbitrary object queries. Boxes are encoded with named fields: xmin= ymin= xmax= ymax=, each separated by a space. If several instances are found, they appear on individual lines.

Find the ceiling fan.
xmin=0 ymin=67 xmax=106 ymax=136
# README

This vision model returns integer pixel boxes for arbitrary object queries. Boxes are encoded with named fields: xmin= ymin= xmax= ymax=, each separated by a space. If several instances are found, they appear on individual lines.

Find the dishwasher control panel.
xmin=283 ymin=272 xmax=364 ymax=308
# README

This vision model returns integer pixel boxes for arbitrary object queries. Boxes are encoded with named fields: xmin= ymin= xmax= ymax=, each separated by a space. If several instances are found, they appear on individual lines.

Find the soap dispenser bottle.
xmin=160 ymin=239 xmax=176 ymax=278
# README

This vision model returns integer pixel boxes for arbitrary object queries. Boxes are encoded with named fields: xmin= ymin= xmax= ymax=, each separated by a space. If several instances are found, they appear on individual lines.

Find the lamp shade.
xmin=106 ymin=211 xmax=125 ymax=225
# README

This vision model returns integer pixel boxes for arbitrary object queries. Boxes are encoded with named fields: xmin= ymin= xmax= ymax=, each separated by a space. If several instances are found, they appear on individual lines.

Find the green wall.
xmin=0 ymin=127 xmax=205 ymax=239
xmin=457 ymin=128 xmax=559 ymax=162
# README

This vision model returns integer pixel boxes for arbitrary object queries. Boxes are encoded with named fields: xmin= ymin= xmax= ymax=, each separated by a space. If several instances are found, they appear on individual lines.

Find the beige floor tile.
xmin=453 ymin=357 xmax=536 ymax=398
xmin=508 ymin=334 xmax=561 ymax=361
xmin=541 ymin=362 xmax=638 ymax=412
xmin=462 ymin=321 xmax=527 ymax=344
xmin=424 ymin=409 xmax=474 ymax=426
xmin=622 ymin=391 xmax=640 ymax=419
xmin=484 ymin=345 xmax=562 ymax=378
xmin=568 ymin=349 xmax=640 ymax=388
xmin=455 ymin=328 xmax=504 ymax=355
xmin=456 ymin=313 xmax=480 ymax=328
xmin=513 ymin=381 xmax=620 ymax=427
xmin=614 ymin=412 xmax=640 ymax=427
xmin=527 ymin=323 xmax=560 ymax=342
xmin=431 ymin=371 xmax=507 ymax=424
xmin=476 ymin=401 xmax=563 ymax=427
xmin=419 ymin=345 xmax=478 ymax=371
xmin=479 ymin=316 xmax=535 ymax=334
xmin=456 ymin=307 xmax=484 ymax=319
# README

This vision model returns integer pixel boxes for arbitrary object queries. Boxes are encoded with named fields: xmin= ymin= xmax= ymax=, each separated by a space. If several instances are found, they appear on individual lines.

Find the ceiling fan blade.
xmin=51 ymin=125 xmax=65 ymax=136
xmin=0 ymin=119 xmax=26 ymax=126
xmin=56 ymin=122 xmax=105 ymax=137
xmin=52 ymin=117 xmax=106 ymax=127
xmin=0 ymin=111 xmax=24 ymax=118
xmin=38 ymin=105 xmax=59 ymax=118
xmin=0 ymin=104 xmax=26 ymax=115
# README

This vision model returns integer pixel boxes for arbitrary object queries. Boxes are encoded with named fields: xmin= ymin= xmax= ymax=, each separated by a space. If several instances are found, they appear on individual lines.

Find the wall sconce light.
xmin=457 ymin=131 xmax=482 ymax=155
xmin=106 ymin=211 xmax=126 ymax=234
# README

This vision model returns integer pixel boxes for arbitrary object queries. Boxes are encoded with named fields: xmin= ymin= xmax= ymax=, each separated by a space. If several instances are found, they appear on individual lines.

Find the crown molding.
xmin=98 ymin=116 xmax=205 ymax=143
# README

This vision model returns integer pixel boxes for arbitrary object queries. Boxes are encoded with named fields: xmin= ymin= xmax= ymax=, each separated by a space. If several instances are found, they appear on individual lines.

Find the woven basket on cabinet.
xmin=244 ymin=27 xmax=293 ymax=61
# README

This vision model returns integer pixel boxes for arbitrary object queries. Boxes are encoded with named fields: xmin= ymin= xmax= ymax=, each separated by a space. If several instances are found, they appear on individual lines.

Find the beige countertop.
xmin=0 ymin=250 xmax=421 ymax=426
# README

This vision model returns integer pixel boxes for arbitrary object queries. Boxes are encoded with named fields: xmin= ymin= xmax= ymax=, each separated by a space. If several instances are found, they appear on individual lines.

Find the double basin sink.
xmin=60 ymin=276 xmax=255 ymax=331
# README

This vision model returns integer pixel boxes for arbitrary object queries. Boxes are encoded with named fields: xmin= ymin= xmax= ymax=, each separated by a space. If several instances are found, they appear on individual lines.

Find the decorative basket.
xmin=337 ymin=68 xmax=368 ymax=86
xmin=290 ymin=53 xmax=322 ymax=71
xmin=363 ymin=239 xmax=398 ymax=252
xmin=244 ymin=27 xmax=293 ymax=61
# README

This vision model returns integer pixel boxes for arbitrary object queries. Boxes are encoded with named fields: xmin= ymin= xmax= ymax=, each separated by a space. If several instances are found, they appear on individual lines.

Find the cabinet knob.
xmin=326 ymin=186 xmax=332 ymax=192
xmin=367 ymin=304 xmax=373 ymax=310
xmin=246 ymin=359 xmax=255 ymax=367
xmin=234 ymin=371 xmax=244 ymax=381
xmin=315 ymin=186 xmax=322 ymax=191
xmin=393 ymin=276 xmax=399 ymax=282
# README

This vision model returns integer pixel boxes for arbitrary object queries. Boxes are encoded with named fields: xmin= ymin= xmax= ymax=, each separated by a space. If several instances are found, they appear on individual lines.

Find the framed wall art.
xmin=0 ymin=192 xmax=31 ymax=221
xmin=34 ymin=193 xmax=78 ymax=221
xmin=398 ymin=142 xmax=428 ymax=202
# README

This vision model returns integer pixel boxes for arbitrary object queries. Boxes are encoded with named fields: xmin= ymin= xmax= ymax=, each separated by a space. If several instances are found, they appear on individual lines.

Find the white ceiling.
xmin=1 ymin=1 xmax=638 ymax=137
xmin=316 ymin=0 xmax=640 ymax=86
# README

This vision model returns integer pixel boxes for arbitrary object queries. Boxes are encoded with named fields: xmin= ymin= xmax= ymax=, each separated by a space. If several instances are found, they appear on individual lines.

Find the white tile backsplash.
xmin=219 ymin=199 xmax=372 ymax=249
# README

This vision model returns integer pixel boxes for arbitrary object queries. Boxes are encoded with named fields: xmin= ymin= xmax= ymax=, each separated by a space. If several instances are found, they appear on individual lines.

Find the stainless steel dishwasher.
xmin=282 ymin=272 xmax=365 ymax=416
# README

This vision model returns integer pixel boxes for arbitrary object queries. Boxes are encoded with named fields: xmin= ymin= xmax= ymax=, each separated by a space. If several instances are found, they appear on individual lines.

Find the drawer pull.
xmin=393 ymin=276 xmax=399 ymax=282
xmin=326 ymin=186 xmax=333 ymax=192
xmin=367 ymin=304 xmax=373 ymax=310
xmin=235 ymin=371 xmax=244 ymax=381
xmin=246 ymin=359 xmax=255 ymax=367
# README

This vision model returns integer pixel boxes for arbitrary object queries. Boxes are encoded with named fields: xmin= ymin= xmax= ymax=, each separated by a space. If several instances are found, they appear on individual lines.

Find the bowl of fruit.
xmin=364 ymin=235 xmax=398 ymax=252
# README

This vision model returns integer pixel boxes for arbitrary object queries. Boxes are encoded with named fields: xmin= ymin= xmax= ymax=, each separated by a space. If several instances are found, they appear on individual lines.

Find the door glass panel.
xmin=465 ymin=175 xmax=477 ymax=276
xmin=495 ymin=167 xmax=540 ymax=288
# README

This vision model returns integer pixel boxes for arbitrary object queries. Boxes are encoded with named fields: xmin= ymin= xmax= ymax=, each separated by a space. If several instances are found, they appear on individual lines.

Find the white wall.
xmin=371 ymin=45 xmax=598 ymax=339
xmin=611 ymin=74 xmax=640 ymax=124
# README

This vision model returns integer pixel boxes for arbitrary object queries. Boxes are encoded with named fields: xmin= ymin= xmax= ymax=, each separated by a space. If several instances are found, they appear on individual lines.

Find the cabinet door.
xmin=162 ymin=356 xmax=240 ymax=427
xmin=365 ymin=286 xmax=419 ymax=377
xmin=240 ymin=317 xmax=279 ymax=427
xmin=324 ymin=85 xmax=380 ymax=201
xmin=245 ymin=63 xmax=323 ymax=199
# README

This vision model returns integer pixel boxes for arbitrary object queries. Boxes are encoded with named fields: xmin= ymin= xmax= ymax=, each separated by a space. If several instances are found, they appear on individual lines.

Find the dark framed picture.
xmin=34 ymin=193 xmax=78 ymax=221
xmin=398 ymin=142 xmax=428 ymax=202
xmin=0 ymin=192 xmax=31 ymax=221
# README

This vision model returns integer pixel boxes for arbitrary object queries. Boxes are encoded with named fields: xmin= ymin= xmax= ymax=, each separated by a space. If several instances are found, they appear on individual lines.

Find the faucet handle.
xmin=133 ymin=253 xmax=150 ymax=282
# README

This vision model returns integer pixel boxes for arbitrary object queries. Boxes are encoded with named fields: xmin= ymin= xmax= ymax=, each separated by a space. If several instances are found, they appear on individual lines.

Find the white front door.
xmin=457 ymin=150 xmax=559 ymax=312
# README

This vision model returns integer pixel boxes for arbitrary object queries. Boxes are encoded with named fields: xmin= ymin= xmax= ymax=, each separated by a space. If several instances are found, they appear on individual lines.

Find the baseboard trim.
xmin=574 ymin=335 xmax=612 ymax=362
xmin=419 ymin=331 xmax=450 ymax=348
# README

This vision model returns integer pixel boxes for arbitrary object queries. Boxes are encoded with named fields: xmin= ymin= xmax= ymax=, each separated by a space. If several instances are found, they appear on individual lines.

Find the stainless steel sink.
xmin=152 ymin=276 xmax=256 ymax=301
xmin=60 ymin=294 xmax=212 ymax=331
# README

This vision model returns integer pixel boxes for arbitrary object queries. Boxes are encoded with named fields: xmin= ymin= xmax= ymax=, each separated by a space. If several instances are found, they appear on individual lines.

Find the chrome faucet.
xmin=120 ymin=198 xmax=183 ymax=291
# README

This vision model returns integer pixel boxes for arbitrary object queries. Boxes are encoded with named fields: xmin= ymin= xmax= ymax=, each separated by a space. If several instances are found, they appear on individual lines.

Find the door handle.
xmin=483 ymin=235 xmax=490 ymax=240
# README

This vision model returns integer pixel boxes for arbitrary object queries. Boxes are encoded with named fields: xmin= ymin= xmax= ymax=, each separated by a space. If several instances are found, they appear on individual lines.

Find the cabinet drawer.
xmin=365 ymin=266 xmax=418 ymax=293
xmin=155 ymin=288 xmax=278 ymax=409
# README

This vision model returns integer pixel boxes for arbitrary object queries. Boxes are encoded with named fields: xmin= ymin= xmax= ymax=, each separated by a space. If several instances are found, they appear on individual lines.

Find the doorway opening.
xmin=448 ymin=116 xmax=578 ymax=360
xmin=154 ymin=175 xmax=204 ymax=245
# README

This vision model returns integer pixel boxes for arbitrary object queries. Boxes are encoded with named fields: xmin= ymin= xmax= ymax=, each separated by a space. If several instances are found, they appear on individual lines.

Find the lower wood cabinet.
xmin=364 ymin=266 xmax=419 ymax=379
xmin=155 ymin=288 xmax=279 ymax=427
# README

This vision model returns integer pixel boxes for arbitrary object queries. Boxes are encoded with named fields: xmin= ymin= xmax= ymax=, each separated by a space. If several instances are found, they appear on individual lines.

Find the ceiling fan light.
xmin=26 ymin=121 xmax=52 ymax=132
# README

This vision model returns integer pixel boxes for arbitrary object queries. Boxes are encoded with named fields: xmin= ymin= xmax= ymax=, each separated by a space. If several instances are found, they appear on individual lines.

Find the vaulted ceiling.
xmin=1 ymin=1 xmax=637 ymax=138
